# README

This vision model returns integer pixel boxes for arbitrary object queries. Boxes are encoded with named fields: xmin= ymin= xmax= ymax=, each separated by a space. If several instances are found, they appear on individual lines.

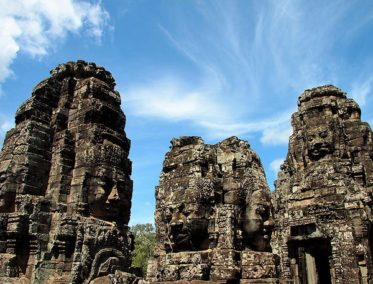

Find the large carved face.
xmin=305 ymin=124 xmax=334 ymax=161
xmin=161 ymin=178 xmax=214 ymax=252
xmin=164 ymin=201 xmax=210 ymax=252
xmin=243 ymin=190 xmax=273 ymax=251
xmin=85 ymin=169 xmax=131 ymax=223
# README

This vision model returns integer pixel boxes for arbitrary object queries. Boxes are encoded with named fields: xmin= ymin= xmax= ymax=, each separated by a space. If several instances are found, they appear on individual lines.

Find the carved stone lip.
xmin=104 ymin=205 xmax=119 ymax=214
xmin=310 ymin=147 xmax=329 ymax=158
xmin=174 ymin=233 xmax=189 ymax=244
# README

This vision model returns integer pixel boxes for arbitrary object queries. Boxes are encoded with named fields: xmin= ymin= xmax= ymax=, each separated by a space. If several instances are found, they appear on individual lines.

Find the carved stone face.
xmin=243 ymin=190 xmax=273 ymax=251
xmin=306 ymin=125 xmax=334 ymax=160
xmin=85 ymin=246 xmax=129 ymax=283
xmin=86 ymin=171 xmax=130 ymax=223
xmin=164 ymin=202 xmax=210 ymax=252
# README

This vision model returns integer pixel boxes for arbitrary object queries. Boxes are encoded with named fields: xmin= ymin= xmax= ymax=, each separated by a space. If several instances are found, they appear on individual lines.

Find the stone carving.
xmin=272 ymin=85 xmax=373 ymax=283
xmin=243 ymin=187 xmax=273 ymax=252
xmin=148 ymin=136 xmax=278 ymax=283
xmin=2 ymin=61 xmax=373 ymax=284
xmin=0 ymin=61 xmax=136 ymax=283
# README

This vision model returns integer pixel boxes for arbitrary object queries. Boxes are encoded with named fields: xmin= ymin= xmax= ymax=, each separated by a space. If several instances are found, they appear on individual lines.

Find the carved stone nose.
xmin=107 ymin=185 xmax=119 ymax=203
xmin=170 ymin=220 xmax=184 ymax=232
xmin=263 ymin=219 xmax=274 ymax=229
xmin=314 ymin=142 xmax=323 ymax=148
xmin=170 ymin=220 xmax=184 ymax=226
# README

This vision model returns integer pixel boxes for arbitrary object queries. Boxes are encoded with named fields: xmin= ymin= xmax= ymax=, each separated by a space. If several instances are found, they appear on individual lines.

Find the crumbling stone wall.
xmin=272 ymin=85 xmax=373 ymax=284
xmin=148 ymin=136 xmax=279 ymax=283
xmin=0 ymin=61 xmax=136 ymax=283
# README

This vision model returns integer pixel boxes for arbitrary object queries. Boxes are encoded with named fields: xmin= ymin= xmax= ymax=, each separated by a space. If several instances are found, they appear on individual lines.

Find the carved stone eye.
xmin=319 ymin=131 xmax=328 ymax=138
xmin=256 ymin=206 xmax=266 ymax=215
xmin=96 ymin=186 xmax=106 ymax=197
xmin=0 ymin=174 xmax=6 ymax=183
xmin=164 ymin=208 xmax=173 ymax=221
xmin=178 ymin=204 xmax=185 ymax=212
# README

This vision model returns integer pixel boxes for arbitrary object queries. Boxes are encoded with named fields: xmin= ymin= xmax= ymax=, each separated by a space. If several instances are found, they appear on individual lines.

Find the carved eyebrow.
xmin=0 ymin=175 xmax=6 ymax=182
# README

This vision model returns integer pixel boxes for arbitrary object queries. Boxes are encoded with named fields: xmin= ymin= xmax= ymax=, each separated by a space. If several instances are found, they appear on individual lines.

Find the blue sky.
xmin=0 ymin=0 xmax=373 ymax=225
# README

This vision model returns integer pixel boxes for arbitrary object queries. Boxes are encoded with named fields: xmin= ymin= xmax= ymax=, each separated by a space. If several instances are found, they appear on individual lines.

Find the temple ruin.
xmin=147 ymin=136 xmax=279 ymax=283
xmin=272 ymin=85 xmax=373 ymax=283
xmin=0 ymin=61 xmax=136 ymax=283
xmin=1 ymin=61 xmax=373 ymax=284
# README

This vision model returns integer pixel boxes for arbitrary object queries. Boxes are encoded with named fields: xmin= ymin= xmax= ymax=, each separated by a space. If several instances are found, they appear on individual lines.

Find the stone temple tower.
xmin=148 ymin=136 xmax=279 ymax=283
xmin=0 ymin=61 xmax=135 ymax=283
xmin=272 ymin=85 xmax=373 ymax=283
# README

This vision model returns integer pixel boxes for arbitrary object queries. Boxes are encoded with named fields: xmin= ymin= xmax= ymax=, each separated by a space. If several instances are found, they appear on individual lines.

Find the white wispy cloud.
xmin=199 ymin=111 xmax=294 ymax=142
xmin=260 ymin=123 xmax=292 ymax=146
xmin=270 ymin=158 xmax=285 ymax=175
xmin=124 ymin=1 xmax=373 ymax=145
xmin=0 ymin=119 xmax=13 ymax=132
xmin=125 ymin=74 xmax=294 ymax=143
xmin=0 ymin=0 xmax=109 ymax=90
xmin=125 ymin=76 xmax=226 ymax=123
xmin=350 ymin=75 xmax=373 ymax=107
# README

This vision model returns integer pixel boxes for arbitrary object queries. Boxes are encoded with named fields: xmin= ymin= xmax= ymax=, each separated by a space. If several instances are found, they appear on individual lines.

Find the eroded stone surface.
xmin=0 ymin=61 xmax=134 ymax=283
xmin=272 ymin=85 xmax=373 ymax=283
xmin=148 ymin=136 xmax=278 ymax=283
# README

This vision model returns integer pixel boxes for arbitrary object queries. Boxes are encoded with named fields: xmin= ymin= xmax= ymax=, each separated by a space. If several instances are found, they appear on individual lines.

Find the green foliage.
xmin=131 ymin=223 xmax=156 ymax=277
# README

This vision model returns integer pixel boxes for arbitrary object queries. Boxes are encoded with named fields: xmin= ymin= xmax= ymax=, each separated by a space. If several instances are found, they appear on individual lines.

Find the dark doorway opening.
xmin=16 ymin=236 xmax=31 ymax=276
xmin=288 ymin=238 xmax=332 ymax=284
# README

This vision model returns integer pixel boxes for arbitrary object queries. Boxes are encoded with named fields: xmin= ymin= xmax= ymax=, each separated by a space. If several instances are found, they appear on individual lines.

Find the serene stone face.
xmin=306 ymin=124 xmax=334 ymax=161
xmin=87 ymin=176 xmax=127 ymax=221
xmin=243 ymin=190 xmax=273 ymax=251
xmin=82 ymin=140 xmax=132 ymax=223
xmin=164 ymin=199 xmax=210 ymax=252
